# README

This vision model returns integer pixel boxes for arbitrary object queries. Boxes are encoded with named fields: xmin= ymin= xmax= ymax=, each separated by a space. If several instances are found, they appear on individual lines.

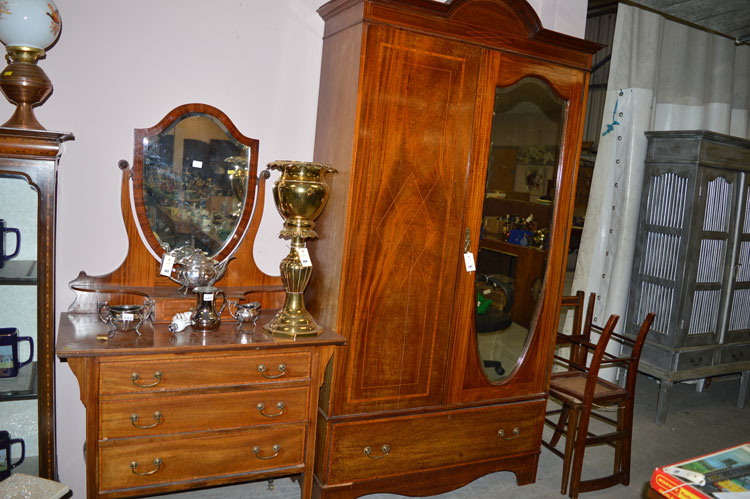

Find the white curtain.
xmin=571 ymin=4 xmax=750 ymax=335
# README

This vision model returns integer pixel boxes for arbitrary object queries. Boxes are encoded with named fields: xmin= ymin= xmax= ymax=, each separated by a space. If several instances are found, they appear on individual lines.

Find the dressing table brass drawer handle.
xmin=497 ymin=427 xmax=520 ymax=440
xmin=130 ymin=411 xmax=162 ymax=429
xmin=257 ymin=401 xmax=286 ymax=418
xmin=363 ymin=444 xmax=390 ymax=459
xmin=130 ymin=457 xmax=162 ymax=476
xmin=257 ymin=363 xmax=286 ymax=379
xmin=131 ymin=371 xmax=163 ymax=388
xmin=252 ymin=444 xmax=281 ymax=460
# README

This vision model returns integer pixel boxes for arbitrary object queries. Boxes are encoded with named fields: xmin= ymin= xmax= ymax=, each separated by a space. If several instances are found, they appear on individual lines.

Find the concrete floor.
xmin=158 ymin=371 xmax=750 ymax=499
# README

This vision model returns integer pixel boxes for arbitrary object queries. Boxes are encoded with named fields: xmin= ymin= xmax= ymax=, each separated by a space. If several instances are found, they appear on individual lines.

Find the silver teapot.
xmin=166 ymin=246 xmax=232 ymax=294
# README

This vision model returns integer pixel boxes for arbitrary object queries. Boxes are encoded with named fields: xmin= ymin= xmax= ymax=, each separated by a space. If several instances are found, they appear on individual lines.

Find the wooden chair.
xmin=542 ymin=310 xmax=656 ymax=498
xmin=556 ymin=291 xmax=595 ymax=366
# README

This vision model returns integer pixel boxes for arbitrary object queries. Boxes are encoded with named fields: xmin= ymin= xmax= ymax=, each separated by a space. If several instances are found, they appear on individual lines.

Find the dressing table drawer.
xmin=99 ymin=352 xmax=312 ymax=394
xmin=99 ymin=425 xmax=306 ymax=492
xmin=100 ymin=386 xmax=310 ymax=438
xmin=325 ymin=401 xmax=543 ymax=484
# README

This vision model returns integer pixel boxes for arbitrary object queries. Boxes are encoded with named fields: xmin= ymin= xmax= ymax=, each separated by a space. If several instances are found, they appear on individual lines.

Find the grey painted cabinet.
xmin=625 ymin=130 xmax=750 ymax=425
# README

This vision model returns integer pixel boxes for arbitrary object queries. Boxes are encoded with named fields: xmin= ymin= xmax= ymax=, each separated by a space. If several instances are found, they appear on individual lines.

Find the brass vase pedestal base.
xmin=263 ymin=298 xmax=322 ymax=339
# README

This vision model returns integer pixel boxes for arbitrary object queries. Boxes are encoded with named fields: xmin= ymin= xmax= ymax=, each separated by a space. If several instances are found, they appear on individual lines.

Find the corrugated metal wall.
xmin=583 ymin=7 xmax=618 ymax=152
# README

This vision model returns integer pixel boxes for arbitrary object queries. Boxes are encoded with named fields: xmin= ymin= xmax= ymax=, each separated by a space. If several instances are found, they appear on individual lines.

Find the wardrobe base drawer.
xmin=99 ymin=425 xmax=305 ymax=492
xmin=325 ymin=401 xmax=544 ymax=485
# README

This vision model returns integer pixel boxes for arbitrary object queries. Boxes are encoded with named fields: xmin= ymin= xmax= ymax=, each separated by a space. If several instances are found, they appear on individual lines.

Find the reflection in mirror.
xmin=142 ymin=113 xmax=250 ymax=257
xmin=0 ymin=175 xmax=40 ymax=475
xmin=476 ymin=77 xmax=565 ymax=382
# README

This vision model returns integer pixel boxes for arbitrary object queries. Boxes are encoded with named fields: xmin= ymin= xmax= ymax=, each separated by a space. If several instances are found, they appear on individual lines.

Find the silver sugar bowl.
xmin=97 ymin=300 xmax=154 ymax=337
xmin=228 ymin=301 xmax=261 ymax=329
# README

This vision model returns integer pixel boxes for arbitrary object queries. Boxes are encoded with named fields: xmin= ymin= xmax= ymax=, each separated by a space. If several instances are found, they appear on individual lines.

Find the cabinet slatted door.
xmin=727 ymin=178 xmax=750 ymax=345
xmin=635 ymin=169 xmax=690 ymax=337
xmin=687 ymin=169 xmax=738 ymax=346
xmin=332 ymin=25 xmax=481 ymax=414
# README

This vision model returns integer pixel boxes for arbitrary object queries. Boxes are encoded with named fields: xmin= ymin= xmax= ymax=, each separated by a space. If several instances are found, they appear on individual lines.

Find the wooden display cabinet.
xmin=0 ymin=128 xmax=73 ymax=479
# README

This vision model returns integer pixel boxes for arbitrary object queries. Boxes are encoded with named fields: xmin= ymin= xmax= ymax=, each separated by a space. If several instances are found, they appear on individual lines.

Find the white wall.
xmin=0 ymin=0 xmax=585 ymax=493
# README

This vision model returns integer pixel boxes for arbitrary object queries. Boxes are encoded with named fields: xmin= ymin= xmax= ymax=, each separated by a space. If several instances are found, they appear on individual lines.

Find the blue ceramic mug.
xmin=0 ymin=430 xmax=25 ymax=480
xmin=0 ymin=328 xmax=33 ymax=378
xmin=0 ymin=219 xmax=20 ymax=269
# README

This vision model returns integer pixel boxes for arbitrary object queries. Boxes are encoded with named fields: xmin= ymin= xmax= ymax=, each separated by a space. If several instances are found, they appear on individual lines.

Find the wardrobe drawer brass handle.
xmin=130 ymin=411 xmax=162 ymax=429
xmin=131 ymin=371 xmax=163 ymax=388
xmin=130 ymin=458 xmax=162 ymax=475
xmin=257 ymin=401 xmax=286 ymax=418
xmin=252 ymin=444 xmax=281 ymax=460
xmin=258 ymin=363 xmax=286 ymax=379
xmin=363 ymin=444 xmax=390 ymax=459
xmin=498 ymin=427 xmax=520 ymax=440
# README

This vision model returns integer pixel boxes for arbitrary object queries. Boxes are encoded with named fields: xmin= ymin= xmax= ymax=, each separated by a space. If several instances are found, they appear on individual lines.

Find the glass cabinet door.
xmin=0 ymin=174 xmax=40 ymax=476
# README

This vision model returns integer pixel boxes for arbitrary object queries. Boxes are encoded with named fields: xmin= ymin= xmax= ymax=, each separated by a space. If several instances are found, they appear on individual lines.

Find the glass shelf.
xmin=0 ymin=260 xmax=37 ymax=285
xmin=0 ymin=361 xmax=37 ymax=401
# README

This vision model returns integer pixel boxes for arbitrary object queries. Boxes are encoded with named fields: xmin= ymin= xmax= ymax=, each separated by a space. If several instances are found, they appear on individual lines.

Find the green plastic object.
xmin=477 ymin=292 xmax=492 ymax=315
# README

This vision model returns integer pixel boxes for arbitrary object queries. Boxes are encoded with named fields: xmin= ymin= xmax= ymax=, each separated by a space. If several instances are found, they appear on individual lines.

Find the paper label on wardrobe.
xmin=464 ymin=252 xmax=476 ymax=272
xmin=160 ymin=254 xmax=176 ymax=276
xmin=297 ymin=247 xmax=313 ymax=267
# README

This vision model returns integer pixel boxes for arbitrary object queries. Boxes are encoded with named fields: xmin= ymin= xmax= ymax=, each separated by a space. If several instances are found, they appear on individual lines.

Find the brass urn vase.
xmin=264 ymin=160 xmax=336 ymax=338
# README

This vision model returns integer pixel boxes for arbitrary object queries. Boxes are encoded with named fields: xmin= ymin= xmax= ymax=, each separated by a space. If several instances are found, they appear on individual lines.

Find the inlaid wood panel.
xmin=333 ymin=25 xmax=481 ymax=414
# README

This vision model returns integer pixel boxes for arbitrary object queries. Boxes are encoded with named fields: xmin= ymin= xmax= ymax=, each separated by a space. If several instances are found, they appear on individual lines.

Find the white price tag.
xmin=464 ymin=252 xmax=476 ymax=272
xmin=296 ymin=247 xmax=313 ymax=267
xmin=122 ymin=313 xmax=135 ymax=321
xmin=191 ymin=160 xmax=203 ymax=169
xmin=160 ymin=254 xmax=176 ymax=276
xmin=205 ymin=293 xmax=214 ymax=301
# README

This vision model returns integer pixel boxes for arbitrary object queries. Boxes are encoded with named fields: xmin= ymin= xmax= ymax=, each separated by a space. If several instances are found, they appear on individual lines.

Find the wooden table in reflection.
xmin=478 ymin=236 xmax=546 ymax=328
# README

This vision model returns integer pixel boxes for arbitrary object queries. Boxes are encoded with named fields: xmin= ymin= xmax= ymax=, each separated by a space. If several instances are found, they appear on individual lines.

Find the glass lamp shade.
xmin=0 ymin=0 xmax=62 ymax=52
xmin=0 ymin=0 xmax=61 ymax=129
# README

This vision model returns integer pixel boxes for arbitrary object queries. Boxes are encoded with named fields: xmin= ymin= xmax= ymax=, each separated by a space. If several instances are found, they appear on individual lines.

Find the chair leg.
xmin=560 ymin=405 xmax=579 ymax=496
xmin=618 ymin=402 xmax=634 ymax=486
xmin=568 ymin=407 xmax=591 ymax=499
xmin=549 ymin=405 xmax=570 ymax=447
xmin=613 ymin=404 xmax=624 ymax=475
